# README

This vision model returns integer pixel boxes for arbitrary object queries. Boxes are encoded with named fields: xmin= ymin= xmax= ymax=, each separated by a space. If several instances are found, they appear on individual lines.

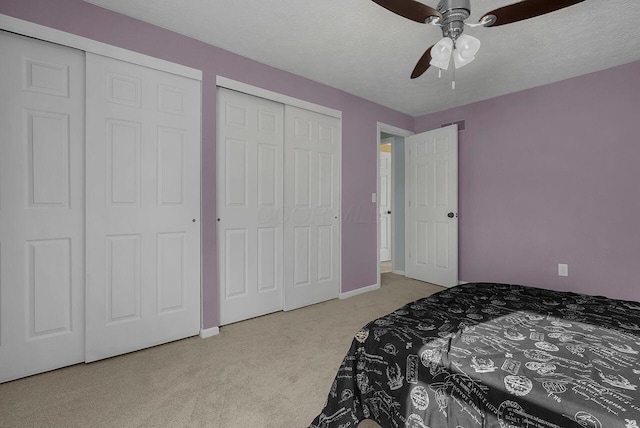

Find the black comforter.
xmin=310 ymin=283 xmax=640 ymax=428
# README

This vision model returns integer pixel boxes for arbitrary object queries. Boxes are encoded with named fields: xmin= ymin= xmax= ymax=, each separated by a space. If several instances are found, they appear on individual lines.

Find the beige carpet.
xmin=0 ymin=273 xmax=443 ymax=428
xmin=380 ymin=261 xmax=392 ymax=274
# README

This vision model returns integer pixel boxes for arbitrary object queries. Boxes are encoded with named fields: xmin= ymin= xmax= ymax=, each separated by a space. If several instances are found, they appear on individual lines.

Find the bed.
xmin=309 ymin=282 xmax=640 ymax=428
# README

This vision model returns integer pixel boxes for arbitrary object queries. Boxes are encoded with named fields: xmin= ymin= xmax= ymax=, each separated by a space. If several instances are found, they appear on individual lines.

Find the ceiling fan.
xmin=371 ymin=0 xmax=586 ymax=79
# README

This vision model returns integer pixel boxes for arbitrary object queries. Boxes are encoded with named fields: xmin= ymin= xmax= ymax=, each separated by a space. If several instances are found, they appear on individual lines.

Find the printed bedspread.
xmin=310 ymin=283 xmax=640 ymax=428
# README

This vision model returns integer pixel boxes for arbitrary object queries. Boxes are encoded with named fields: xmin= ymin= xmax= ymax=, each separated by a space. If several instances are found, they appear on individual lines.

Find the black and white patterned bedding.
xmin=310 ymin=283 xmax=640 ymax=428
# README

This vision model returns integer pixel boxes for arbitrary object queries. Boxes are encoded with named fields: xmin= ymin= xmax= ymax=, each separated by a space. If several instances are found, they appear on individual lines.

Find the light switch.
xmin=372 ymin=193 xmax=377 ymax=203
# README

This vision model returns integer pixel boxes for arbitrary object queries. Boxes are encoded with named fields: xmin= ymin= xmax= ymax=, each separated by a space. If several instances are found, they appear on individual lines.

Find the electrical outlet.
xmin=558 ymin=264 xmax=568 ymax=277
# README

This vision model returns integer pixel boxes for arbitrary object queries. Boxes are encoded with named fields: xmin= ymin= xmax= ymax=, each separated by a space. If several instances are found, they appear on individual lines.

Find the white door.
xmin=85 ymin=53 xmax=201 ymax=362
xmin=0 ymin=32 xmax=85 ymax=382
xmin=217 ymin=88 xmax=284 ymax=325
xmin=405 ymin=125 xmax=458 ymax=287
xmin=380 ymin=149 xmax=392 ymax=262
xmin=284 ymin=106 xmax=341 ymax=310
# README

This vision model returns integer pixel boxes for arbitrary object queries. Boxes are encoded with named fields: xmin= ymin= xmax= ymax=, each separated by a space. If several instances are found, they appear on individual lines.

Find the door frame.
xmin=216 ymin=77 xmax=341 ymax=119
xmin=376 ymin=122 xmax=413 ymax=287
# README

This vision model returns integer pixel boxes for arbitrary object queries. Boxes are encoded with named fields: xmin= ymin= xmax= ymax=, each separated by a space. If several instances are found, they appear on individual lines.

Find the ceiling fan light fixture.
xmin=370 ymin=0 xmax=587 ymax=80
xmin=429 ymin=37 xmax=453 ymax=70
xmin=453 ymin=34 xmax=480 ymax=68
xmin=453 ymin=52 xmax=475 ymax=69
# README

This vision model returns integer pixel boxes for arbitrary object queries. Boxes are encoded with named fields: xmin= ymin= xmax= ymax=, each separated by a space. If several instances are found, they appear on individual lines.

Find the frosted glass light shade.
xmin=453 ymin=34 xmax=481 ymax=69
xmin=429 ymin=37 xmax=453 ymax=70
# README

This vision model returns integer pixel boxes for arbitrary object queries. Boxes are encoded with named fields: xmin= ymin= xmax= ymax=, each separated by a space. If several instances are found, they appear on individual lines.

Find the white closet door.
xmin=405 ymin=125 xmax=458 ymax=287
xmin=85 ymin=53 xmax=201 ymax=362
xmin=0 ymin=32 xmax=85 ymax=382
xmin=217 ymin=88 xmax=284 ymax=325
xmin=284 ymin=106 xmax=341 ymax=311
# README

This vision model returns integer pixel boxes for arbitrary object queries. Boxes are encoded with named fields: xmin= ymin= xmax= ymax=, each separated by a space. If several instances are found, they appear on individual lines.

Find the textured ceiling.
xmin=83 ymin=0 xmax=640 ymax=117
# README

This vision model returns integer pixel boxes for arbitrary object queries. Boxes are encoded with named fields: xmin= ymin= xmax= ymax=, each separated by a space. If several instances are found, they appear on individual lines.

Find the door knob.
xmin=447 ymin=212 xmax=455 ymax=218
xmin=387 ymin=210 xmax=391 ymax=214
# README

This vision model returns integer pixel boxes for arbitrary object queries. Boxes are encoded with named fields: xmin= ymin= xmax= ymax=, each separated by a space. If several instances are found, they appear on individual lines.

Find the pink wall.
xmin=415 ymin=60 xmax=640 ymax=302
xmin=0 ymin=0 xmax=414 ymax=328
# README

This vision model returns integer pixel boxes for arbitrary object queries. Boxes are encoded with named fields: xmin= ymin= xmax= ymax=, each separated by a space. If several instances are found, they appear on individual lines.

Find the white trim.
xmin=199 ymin=327 xmax=220 ymax=339
xmin=458 ymin=281 xmax=468 ymax=285
xmin=337 ymin=128 xmax=343 ymax=305
xmin=216 ymin=76 xmax=341 ymax=119
xmin=380 ymin=137 xmax=394 ymax=270
xmin=0 ymin=14 xmax=202 ymax=80
xmin=339 ymin=283 xmax=380 ymax=300
xmin=392 ymin=270 xmax=406 ymax=275
xmin=378 ymin=122 xmax=414 ymax=138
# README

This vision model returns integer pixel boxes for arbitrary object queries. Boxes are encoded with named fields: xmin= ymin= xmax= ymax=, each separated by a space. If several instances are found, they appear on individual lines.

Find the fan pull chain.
xmin=452 ymin=65 xmax=456 ymax=90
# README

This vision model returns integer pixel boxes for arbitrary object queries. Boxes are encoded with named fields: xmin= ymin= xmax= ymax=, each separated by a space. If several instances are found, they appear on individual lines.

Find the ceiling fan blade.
xmin=371 ymin=0 xmax=441 ymax=24
xmin=480 ymin=0 xmax=585 ymax=27
xmin=411 ymin=46 xmax=433 ymax=79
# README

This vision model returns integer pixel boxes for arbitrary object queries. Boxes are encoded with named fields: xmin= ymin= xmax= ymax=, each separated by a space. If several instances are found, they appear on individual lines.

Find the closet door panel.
xmin=0 ymin=31 xmax=85 ymax=383
xmin=284 ymin=106 xmax=341 ymax=310
xmin=85 ymin=53 xmax=201 ymax=362
xmin=217 ymin=88 xmax=284 ymax=325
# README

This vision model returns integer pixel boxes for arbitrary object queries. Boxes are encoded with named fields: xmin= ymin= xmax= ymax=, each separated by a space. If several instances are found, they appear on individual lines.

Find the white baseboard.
xmin=458 ymin=281 xmax=468 ymax=285
xmin=339 ymin=283 xmax=380 ymax=299
xmin=392 ymin=270 xmax=405 ymax=275
xmin=199 ymin=326 xmax=220 ymax=339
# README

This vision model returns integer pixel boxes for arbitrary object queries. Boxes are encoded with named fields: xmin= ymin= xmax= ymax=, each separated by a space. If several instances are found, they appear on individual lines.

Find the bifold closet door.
xmin=283 ymin=106 xmax=341 ymax=311
xmin=0 ymin=32 xmax=85 ymax=382
xmin=85 ymin=53 xmax=201 ymax=362
xmin=217 ymin=88 xmax=285 ymax=325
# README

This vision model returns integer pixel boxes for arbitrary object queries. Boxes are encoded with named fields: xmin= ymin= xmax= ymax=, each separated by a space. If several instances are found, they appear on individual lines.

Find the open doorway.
xmin=377 ymin=123 xmax=413 ymax=285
